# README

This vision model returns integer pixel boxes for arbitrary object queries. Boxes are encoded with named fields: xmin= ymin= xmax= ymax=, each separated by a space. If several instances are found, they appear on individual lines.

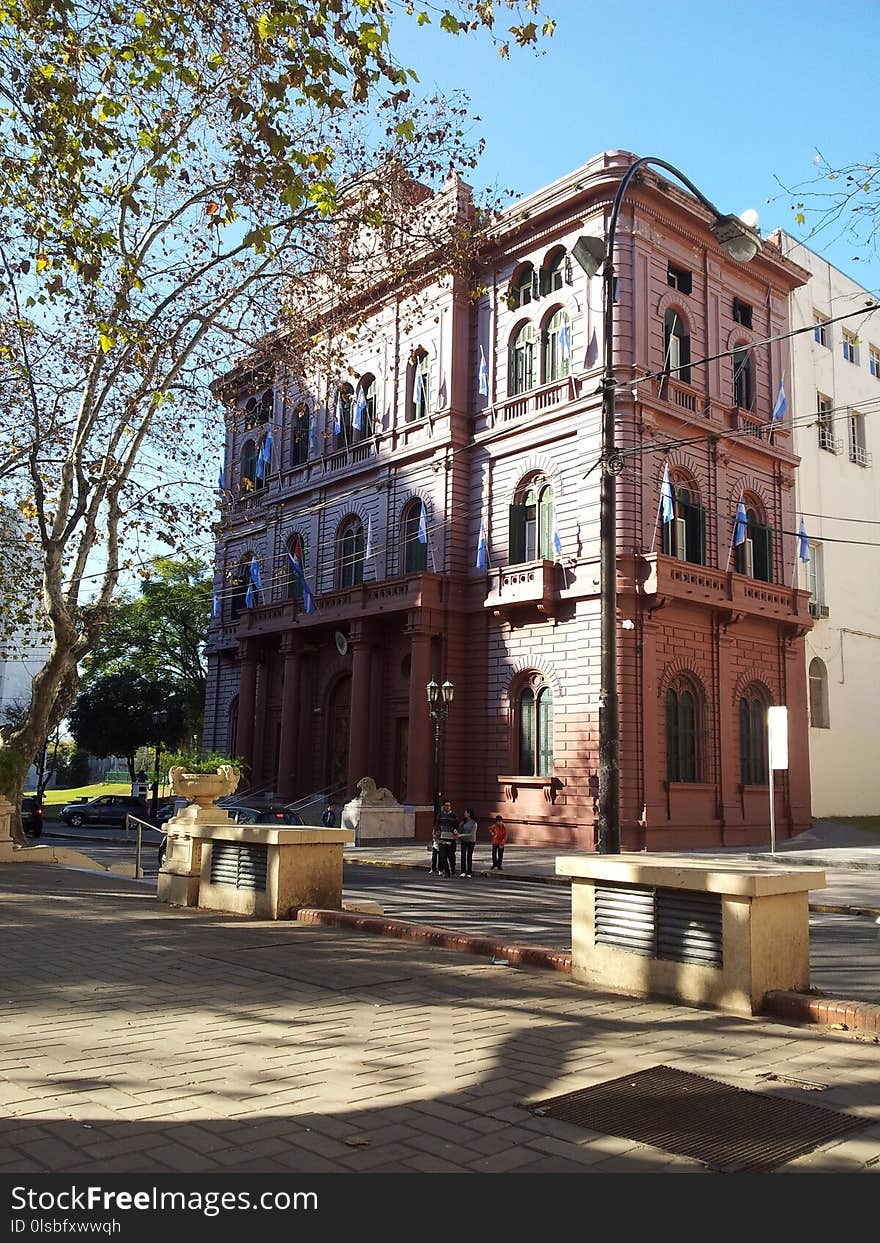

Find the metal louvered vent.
xmin=210 ymin=840 xmax=268 ymax=891
xmin=595 ymin=882 xmax=723 ymax=969
xmin=595 ymin=884 xmax=655 ymax=956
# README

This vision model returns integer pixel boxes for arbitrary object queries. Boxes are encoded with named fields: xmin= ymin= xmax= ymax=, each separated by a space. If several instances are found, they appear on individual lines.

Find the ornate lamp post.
xmin=426 ymin=678 xmax=454 ymax=817
xmin=150 ymin=708 xmax=168 ymax=822
xmin=572 ymin=157 xmax=761 ymax=854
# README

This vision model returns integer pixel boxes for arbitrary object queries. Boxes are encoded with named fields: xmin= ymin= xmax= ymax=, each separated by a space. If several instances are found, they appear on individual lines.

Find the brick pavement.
xmin=2 ymin=864 xmax=880 ymax=1175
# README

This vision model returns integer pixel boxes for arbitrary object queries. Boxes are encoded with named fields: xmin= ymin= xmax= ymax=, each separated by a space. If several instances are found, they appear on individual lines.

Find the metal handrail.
xmin=283 ymin=782 xmax=347 ymax=812
xmin=125 ymin=814 xmax=162 ymax=879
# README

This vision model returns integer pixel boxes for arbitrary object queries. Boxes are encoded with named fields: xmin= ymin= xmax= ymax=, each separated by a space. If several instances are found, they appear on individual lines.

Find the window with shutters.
xmin=667 ymin=263 xmax=692 ymax=295
xmin=403 ymin=500 xmax=428 ymax=573
xmin=336 ymin=382 xmax=354 ymax=445
xmin=285 ymin=533 xmax=306 ymax=602
xmin=407 ymin=351 xmax=430 ymax=422
xmin=356 ymin=372 xmax=377 ymax=438
xmin=290 ymin=403 xmax=311 ymax=466
xmin=817 ymin=394 xmax=836 ymax=452
xmin=732 ymin=345 xmax=753 ymax=409
xmin=739 ymin=688 xmax=769 ymax=784
xmin=540 ymin=248 xmax=569 ymax=295
xmin=809 ymin=658 xmax=830 ymax=729
xmin=509 ymin=262 xmax=538 ymax=308
xmin=509 ymin=478 xmax=554 ymax=564
xmin=240 ymin=439 xmax=260 ymax=492
xmin=516 ymin=674 xmax=553 ymax=777
xmin=543 ymin=307 xmax=571 ymax=382
xmin=843 ymin=329 xmax=859 ymax=365
xmin=732 ymin=297 xmax=753 ymax=329
xmin=337 ymin=518 xmax=365 ymax=588
xmin=665 ymin=677 xmax=704 ymax=783
xmin=663 ymin=308 xmax=691 ymax=384
xmin=509 ymin=322 xmax=537 ymax=395
xmin=229 ymin=555 xmax=254 ymax=620
xmin=661 ymin=476 xmax=706 ymax=566
xmin=734 ymin=501 xmax=773 ymax=582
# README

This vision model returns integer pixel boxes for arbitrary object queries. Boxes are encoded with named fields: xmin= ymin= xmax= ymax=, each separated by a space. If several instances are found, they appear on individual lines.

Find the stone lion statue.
xmin=356 ymin=776 xmax=395 ymax=803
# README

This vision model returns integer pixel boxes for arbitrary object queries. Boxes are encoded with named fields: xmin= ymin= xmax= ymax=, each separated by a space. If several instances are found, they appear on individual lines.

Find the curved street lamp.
xmin=426 ymin=678 xmax=454 ymax=816
xmin=572 ymin=157 xmax=761 ymax=854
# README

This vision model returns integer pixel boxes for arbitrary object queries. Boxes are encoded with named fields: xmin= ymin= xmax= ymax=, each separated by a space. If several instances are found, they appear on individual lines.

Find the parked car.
xmin=59 ymin=794 xmax=153 ymax=829
xmin=21 ymin=795 xmax=43 ymax=838
xmin=223 ymin=803 xmax=305 ymax=826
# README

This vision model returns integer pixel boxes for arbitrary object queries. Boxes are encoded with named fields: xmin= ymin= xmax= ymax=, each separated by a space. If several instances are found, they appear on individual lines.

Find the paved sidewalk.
xmin=2 ymin=864 xmax=880 ymax=1176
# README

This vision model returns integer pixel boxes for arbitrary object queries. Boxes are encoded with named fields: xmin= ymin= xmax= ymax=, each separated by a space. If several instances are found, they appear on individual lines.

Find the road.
xmin=43 ymin=831 xmax=880 ymax=1004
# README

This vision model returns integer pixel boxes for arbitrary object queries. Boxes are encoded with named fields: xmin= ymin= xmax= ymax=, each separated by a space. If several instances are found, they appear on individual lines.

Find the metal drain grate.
xmin=531 ymin=1064 xmax=870 ymax=1173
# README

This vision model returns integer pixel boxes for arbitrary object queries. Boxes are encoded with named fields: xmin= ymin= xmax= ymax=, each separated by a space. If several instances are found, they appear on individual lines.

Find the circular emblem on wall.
xmin=334 ymin=630 xmax=349 ymax=656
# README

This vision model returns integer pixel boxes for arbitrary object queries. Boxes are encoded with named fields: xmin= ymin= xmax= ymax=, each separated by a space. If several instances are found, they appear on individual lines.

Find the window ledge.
xmin=497 ymin=774 xmax=563 ymax=804
xmin=497 ymin=774 xmax=552 ymax=788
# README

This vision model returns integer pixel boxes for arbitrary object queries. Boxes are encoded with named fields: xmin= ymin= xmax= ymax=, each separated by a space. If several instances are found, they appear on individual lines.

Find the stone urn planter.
xmin=168 ymin=764 xmax=240 ymax=809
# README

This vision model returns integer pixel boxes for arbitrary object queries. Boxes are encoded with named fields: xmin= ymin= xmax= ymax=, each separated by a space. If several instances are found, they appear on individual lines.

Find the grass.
xmin=37 ymin=782 xmax=169 ymax=808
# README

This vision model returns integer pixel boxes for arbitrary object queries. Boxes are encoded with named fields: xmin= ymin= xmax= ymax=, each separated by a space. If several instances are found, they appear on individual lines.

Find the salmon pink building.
xmin=203 ymin=151 xmax=814 ymax=850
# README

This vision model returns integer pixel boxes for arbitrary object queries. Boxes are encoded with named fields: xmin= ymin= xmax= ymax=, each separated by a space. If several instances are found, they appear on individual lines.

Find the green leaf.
xmin=440 ymin=14 xmax=461 ymax=34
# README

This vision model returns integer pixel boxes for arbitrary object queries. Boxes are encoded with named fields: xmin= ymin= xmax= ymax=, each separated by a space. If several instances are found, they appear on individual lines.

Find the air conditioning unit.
xmin=808 ymin=602 xmax=830 ymax=619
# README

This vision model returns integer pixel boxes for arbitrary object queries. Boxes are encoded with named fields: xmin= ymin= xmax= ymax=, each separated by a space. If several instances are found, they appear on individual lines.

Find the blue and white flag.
xmin=245 ymin=582 xmax=255 ymax=609
xmin=476 ymin=521 xmax=489 ymax=571
xmin=734 ymin=498 xmax=748 ymax=546
xmin=551 ymin=511 xmax=563 ymax=561
xmin=558 ymin=318 xmax=571 ymax=362
xmin=772 ymin=379 xmax=787 ymax=422
xmin=365 ymin=515 xmax=373 ymax=561
xmin=660 ymin=463 xmax=674 ymax=525
xmin=334 ymin=392 xmax=343 ymax=435
xmin=249 ymin=555 xmax=262 ymax=592
xmin=260 ymin=426 xmax=274 ymax=468
xmin=353 ymin=386 xmax=367 ymax=432
xmin=415 ymin=366 xmax=427 ymax=416
xmin=255 ymin=448 xmax=265 ymax=481
xmin=417 ymin=500 xmax=428 ymax=545
xmin=478 ymin=345 xmax=489 ymax=397
xmin=798 ymin=518 xmax=810 ymax=563
xmin=287 ymin=547 xmax=316 ymax=614
xmin=212 ymin=592 xmax=221 ymax=619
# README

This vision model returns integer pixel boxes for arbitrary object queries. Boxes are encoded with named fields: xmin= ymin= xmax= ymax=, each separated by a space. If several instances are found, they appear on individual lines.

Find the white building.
xmin=774 ymin=231 xmax=880 ymax=818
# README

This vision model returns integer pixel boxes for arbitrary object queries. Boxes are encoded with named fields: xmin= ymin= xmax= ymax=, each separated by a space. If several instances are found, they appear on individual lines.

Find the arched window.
xmin=663 ymin=309 xmax=691 ymax=384
xmin=509 ymin=478 xmax=555 ymax=564
xmin=407 ymin=351 xmax=430 ymax=422
xmin=229 ymin=559 xmax=250 ymax=620
xmin=809 ymin=658 xmax=830 ymax=729
xmin=285 ymin=533 xmax=306 ymax=603
xmin=403 ymin=500 xmax=428 ymax=573
xmin=510 ymin=263 xmax=538 ymax=308
xmin=510 ymin=322 xmax=537 ymax=395
xmin=244 ymin=389 xmax=273 ymax=429
xmin=739 ymin=690 xmax=769 ymax=785
xmin=338 ymin=518 xmax=365 ymax=588
xmin=661 ymin=477 xmax=706 ymax=565
xmin=543 ymin=308 xmax=571 ymax=383
xmin=356 ymin=373 xmax=377 ymax=438
xmin=540 ymin=249 xmax=569 ymax=296
xmin=336 ymin=382 xmax=354 ymax=446
xmin=733 ymin=346 xmax=753 ymax=409
xmin=517 ymin=675 xmax=554 ymax=776
xmin=290 ymin=403 xmax=311 ymax=467
xmin=240 ymin=439 xmax=259 ymax=492
xmin=734 ymin=501 xmax=773 ymax=582
xmin=666 ymin=678 xmax=702 ymax=782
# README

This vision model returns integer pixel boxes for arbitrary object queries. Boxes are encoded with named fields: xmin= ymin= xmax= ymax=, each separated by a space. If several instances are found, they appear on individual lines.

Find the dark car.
xmin=59 ymin=794 xmax=152 ymax=828
xmin=21 ymin=795 xmax=43 ymax=838
xmin=223 ymin=803 xmax=305 ymax=826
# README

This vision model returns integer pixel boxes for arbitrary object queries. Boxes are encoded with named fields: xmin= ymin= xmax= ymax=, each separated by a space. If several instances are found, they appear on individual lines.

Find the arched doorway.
xmin=327 ymin=676 xmax=351 ymax=792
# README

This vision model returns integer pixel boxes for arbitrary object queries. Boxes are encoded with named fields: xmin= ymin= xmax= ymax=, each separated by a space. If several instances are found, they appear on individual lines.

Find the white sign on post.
xmin=767 ymin=706 xmax=789 ymax=770
xmin=766 ymin=705 xmax=789 ymax=855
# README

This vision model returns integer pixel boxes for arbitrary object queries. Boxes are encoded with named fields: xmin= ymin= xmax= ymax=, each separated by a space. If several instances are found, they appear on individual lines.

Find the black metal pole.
xmin=432 ymin=714 xmax=441 ymax=817
xmin=151 ymin=739 xmax=160 ymax=822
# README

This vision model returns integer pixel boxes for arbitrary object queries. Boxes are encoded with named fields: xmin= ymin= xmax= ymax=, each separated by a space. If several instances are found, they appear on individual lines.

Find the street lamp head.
xmin=710 ymin=213 xmax=761 ymax=264
xmin=571 ymin=234 xmax=606 ymax=280
xmin=426 ymin=678 xmax=439 ymax=708
xmin=441 ymin=680 xmax=454 ymax=706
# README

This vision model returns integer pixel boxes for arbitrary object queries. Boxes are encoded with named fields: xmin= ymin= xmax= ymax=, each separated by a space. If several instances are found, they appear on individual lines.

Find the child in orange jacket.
xmin=489 ymin=814 xmax=507 ymax=871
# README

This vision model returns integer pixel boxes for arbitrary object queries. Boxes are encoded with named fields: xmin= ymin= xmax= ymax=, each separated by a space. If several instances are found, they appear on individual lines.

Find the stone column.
xmin=236 ymin=638 xmax=258 ymax=777
xmin=277 ymin=635 xmax=302 ymax=801
xmin=347 ymin=622 xmax=373 ymax=789
xmin=406 ymin=625 xmax=433 ymax=807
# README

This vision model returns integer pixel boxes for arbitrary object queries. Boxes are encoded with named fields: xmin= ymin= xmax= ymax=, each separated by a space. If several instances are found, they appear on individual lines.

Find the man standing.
xmin=434 ymin=800 xmax=459 ymax=878
xmin=321 ymin=801 xmax=336 ymax=827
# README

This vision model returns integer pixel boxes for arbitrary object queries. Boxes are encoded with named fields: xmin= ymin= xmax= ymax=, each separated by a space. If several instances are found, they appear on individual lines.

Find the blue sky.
xmin=391 ymin=0 xmax=880 ymax=292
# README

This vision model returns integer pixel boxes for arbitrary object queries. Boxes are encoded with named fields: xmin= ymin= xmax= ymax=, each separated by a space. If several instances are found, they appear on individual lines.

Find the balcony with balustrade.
xmin=639 ymin=553 xmax=811 ymax=631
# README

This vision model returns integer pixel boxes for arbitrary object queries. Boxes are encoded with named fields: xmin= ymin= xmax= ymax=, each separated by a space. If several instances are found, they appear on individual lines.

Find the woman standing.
xmin=457 ymin=808 xmax=477 ymax=877
xmin=489 ymin=814 xmax=507 ymax=871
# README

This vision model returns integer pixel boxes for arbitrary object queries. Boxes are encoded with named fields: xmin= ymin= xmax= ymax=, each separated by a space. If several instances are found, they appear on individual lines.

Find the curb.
xmin=295 ymin=908 xmax=572 ymax=972
xmin=296 ymin=908 xmax=880 ymax=1039
xmin=345 ymin=855 xmax=569 ymax=886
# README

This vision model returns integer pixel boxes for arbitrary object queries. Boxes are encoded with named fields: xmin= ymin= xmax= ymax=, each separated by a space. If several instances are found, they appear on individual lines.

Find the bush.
xmin=164 ymin=750 xmax=244 ymax=775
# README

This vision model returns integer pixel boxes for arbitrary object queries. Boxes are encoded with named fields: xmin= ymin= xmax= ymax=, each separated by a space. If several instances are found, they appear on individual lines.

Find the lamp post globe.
xmin=572 ymin=156 xmax=760 ymax=854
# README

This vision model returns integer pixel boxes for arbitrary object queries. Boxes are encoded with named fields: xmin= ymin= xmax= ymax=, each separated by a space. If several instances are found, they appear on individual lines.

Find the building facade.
xmin=204 ymin=151 xmax=813 ymax=849
xmin=774 ymin=231 xmax=880 ymax=818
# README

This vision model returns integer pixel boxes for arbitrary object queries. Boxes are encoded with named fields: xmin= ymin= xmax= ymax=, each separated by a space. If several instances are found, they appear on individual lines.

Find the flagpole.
xmin=648 ymin=489 xmax=665 ymax=554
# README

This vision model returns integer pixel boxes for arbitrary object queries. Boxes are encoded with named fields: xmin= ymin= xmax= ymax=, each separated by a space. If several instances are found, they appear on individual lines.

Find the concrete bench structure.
xmin=556 ymin=854 xmax=827 ymax=1017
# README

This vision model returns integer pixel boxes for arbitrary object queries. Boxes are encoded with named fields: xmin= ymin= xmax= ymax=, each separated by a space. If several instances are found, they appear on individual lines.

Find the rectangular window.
xmin=808 ymin=542 xmax=824 ymax=608
xmin=817 ymin=394 xmax=836 ymax=453
xmin=732 ymin=298 xmax=753 ymax=329
xmin=849 ymin=409 xmax=870 ymax=466
xmin=813 ymin=312 xmax=829 ymax=347
xmin=843 ymin=330 xmax=859 ymax=364
xmin=870 ymin=347 xmax=880 ymax=379
xmin=667 ymin=263 xmax=692 ymax=295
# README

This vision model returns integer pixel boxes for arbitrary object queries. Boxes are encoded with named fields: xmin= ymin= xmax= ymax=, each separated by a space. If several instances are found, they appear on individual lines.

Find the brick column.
xmin=277 ymin=635 xmax=302 ymax=801
xmin=406 ymin=626 xmax=433 ymax=807
xmin=236 ymin=638 xmax=258 ymax=779
xmin=347 ymin=622 xmax=373 ymax=788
